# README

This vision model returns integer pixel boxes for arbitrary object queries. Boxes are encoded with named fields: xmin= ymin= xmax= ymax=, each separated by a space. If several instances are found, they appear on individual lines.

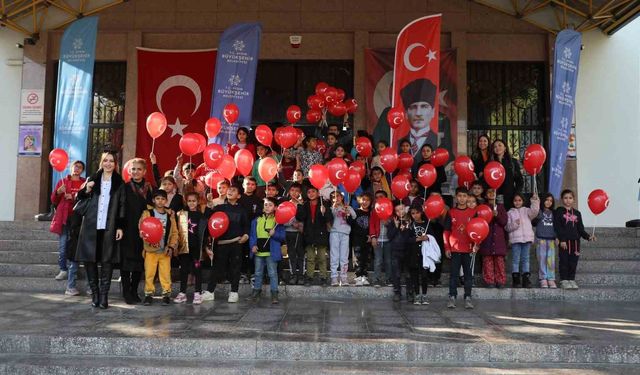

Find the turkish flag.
xmin=391 ymin=15 xmax=441 ymax=154
xmin=136 ymin=48 xmax=217 ymax=183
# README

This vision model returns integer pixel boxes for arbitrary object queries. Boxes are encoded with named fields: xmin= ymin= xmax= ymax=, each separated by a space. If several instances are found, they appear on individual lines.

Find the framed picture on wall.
xmin=18 ymin=124 xmax=43 ymax=157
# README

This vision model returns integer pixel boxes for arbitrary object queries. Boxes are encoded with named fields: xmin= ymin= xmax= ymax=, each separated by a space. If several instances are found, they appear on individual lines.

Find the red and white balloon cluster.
xmin=305 ymin=82 xmax=358 ymax=126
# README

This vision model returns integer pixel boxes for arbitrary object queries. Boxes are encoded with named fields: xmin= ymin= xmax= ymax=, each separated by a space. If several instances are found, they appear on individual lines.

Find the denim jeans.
xmin=449 ymin=252 xmax=472 ymax=298
xmin=254 ymin=255 xmax=278 ymax=292
xmin=511 ymin=242 xmax=532 ymax=273
xmin=67 ymin=260 xmax=79 ymax=289
xmin=57 ymin=225 xmax=69 ymax=271
xmin=373 ymin=241 xmax=391 ymax=284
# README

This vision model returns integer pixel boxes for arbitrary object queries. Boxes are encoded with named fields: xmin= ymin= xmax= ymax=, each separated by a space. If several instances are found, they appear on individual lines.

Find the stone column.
xmin=451 ymin=31 xmax=467 ymax=154
xmin=122 ymin=31 xmax=142 ymax=163
xmin=353 ymin=31 xmax=369 ymax=133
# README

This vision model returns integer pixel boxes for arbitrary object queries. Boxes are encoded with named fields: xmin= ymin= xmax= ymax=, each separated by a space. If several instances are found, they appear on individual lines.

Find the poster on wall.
xmin=18 ymin=124 xmax=43 ymax=156
xmin=20 ymin=89 xmax=44 ymax=124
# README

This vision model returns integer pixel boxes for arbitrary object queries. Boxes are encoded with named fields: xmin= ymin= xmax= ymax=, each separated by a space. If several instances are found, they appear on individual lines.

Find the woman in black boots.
xmin=75 ymin=151 xmax=126 ymax=309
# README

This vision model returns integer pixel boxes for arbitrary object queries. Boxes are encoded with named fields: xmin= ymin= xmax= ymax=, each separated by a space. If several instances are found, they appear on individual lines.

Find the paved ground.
xmin=0 ymin=291 xmax=638 ymax=346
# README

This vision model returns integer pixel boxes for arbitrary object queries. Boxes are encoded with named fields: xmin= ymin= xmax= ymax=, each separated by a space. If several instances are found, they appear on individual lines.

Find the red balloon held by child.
xmin=349 ymin=160 xmax=366 ymax=179
xmin=523 ymin=144 xmax=546 ymax=175
xmin=355 ymin=137 xmax=372 ymax=157
xmin=255 ymin=124 xmax=273 ymax=147
xmin=417 ymin=163 xmax=437 ymax=188
xmin=49 ymin=148 xmax=69 ymax=172
xmin=587 ymin=189 xmax=609 ymax=215
xmin=397 ymin=153 xmax=414 ymax=170
xmin=204 ymin=171 xmax=225 ymax=190
xmin=483 ymin=161 xmax=506 ymax=189
xmin=146 ymin=112 xmax=167 ymax=139
xmin=286 ymin=105 xmax=302 ymax=124
xmin=308 ymin=164 xmax=329 ymax=190
xmin=139 ymin=217 xmax=163 ymax=245
xmin=391 ymin=175 xmax=411 ymax=200
xmin=423 ymin=195 xmax=445 ymax=220
xmin=203 ymin=143 xmax=224 ymax=169
xmin=222 ymin=103 xmax=239 ymax=124
xmin=326 ymin=157 xmax=348 ymax=186
xmin=379 ymin=148 xmax=399 ymax=173
xmin=466 ymin=218 xmax=489 ymax=244
xmin=374 ymin=197 xmax=393 ymax=220
xmin=342 ymin=169 xmax=362 ymax=193
xmin=208 ymin=212 xmax=230 ymax=238
xmin=386 ymin=107 xmax=405 ymax=129
xmin=258 ymin=157 xmax=278 ymax=183
xmin=179 ymin=133 xmax=202 ymax=156
xmin=275 ymin=201 xmax=297 ymax=225
xmin=475 ymin=204 xmax=493 ymax=224
xmin=454 ymin=156 xmax=475 ymax=179
xmin=217 ymin=155 xmax=236 ymax=181
xmin=205 ymin=117 xmax=222 ymax=139
xmin=234 ymin=149 xmax=254 ymax=177
xmin=328 ymin=102 xmax=347 ymax=117
xmin=306 ymin=109 xmax=322 ymax=123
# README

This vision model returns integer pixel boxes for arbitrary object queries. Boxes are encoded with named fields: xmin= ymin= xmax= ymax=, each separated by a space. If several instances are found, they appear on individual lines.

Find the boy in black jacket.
xmin=387 ymin=201 xmax=415 ymax=302
xmin=296 ymin=185 xmax=333 ymax=286
xmin=351 ymin=193 xmax=373 ymax=286
xmin=553 ymin=189 xmax=595 ymax=290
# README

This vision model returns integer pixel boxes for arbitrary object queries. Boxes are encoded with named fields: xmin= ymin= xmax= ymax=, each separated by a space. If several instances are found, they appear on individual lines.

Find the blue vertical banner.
xmin=548 ymin=30 xmax=581 ymax=198
xmin=52 ymin=17 xmax=98 ymax=185
xmin=210 ymin=23 xmax=262 ymax=145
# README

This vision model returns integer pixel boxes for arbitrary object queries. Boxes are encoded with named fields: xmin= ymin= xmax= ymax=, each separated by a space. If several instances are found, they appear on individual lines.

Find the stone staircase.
xmin=0 ymin=221 xmax=639 ymax=301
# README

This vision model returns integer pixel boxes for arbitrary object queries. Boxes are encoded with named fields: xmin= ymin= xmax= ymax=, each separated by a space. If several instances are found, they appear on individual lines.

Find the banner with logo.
xmin=210 ymin=23 xmax=262 ymax=146
xmin=136 ymin=48 xmax=217 ymax=182
xmin=52 ymin=17 xmax=98 ymax=185
xmin=389 ymin=15 xmax=441 ymax=158
xmin=366 ymin=47 xmax=456 ymax=156
xmin=548 ymin=30 xmax=581 ymax=197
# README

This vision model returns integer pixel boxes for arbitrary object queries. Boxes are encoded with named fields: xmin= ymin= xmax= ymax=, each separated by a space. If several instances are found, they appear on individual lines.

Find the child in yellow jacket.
xmin=140 ymin=189 xmax=178 ymax=306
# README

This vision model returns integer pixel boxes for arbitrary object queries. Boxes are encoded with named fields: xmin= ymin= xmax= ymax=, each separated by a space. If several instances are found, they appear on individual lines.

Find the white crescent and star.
xmin=211 ymin=221 xmax=223 ymax=230
xmin=403 ymin=43 xmax=438 ymax=72
xmin=168 ymin=118 xmax=188 ymax=138
xmin=469 ymin=232 xmax=480 ymax=241
xmin=392 ymin=116 xmax=402 ymax=125
xmin=336 ymin=170 xmax=346 ymax=180
xmin=490 ymin=170 xmax=501 ymax=180
xmin=156 ymin=75 xmax=202 ymax=116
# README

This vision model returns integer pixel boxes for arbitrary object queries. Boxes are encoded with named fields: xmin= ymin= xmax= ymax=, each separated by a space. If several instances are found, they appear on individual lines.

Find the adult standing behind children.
xmin=491 ymin=140 xmax=523 ymax=210
xmin=75 ymin=151 xmax=126 ymax=309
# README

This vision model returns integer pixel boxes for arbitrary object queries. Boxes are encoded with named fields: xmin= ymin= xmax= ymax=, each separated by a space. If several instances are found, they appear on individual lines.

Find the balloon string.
xmin=592 ymin=216 xmax=597 ymax=238
xmin=425 ymin=219 xmax=430 ymax=235
xmin=151 ymin=138 xmax=155 ymax=154
xmin=533 ymin=168 xmax=538 ymax=196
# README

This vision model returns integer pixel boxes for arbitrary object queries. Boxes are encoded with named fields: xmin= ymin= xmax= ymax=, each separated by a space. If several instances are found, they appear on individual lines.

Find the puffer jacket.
xmin=506 ymin=196 xmax=540 ymax=244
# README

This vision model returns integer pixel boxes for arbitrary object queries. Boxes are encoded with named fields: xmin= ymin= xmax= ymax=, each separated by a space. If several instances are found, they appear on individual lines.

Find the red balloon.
xmin=49 ymin=148 xmax=69 ymax=172
xmin=179 ymin=133 xmax=202 ymax=156
xmin=208 ymin=212 xmax=230 ymax=238
xmin=458 ymin=173 xmax=475 ymax=189
xmin=588 ymin=189 xmax=610 ymax=215
xmin=275 ymin=201 xmax=297 ymax=225
xmin=295 ymin=127 xmax=304 ymax=143
xmin=476 ymin=204 xmax=493 ymax=224
xmin=379 ymin=148 xmax=399 ymax=173
xmin=355 ymin=137 xmax=372 ymax=157
xmin=222 ymin=103 xmax=239 ymax=124
xmin=345 ymin=98 xmax=358 ymax=114
xmin=258 ymin=157 xmax=278 ymax=183
xmin=140 ymin=217 xmax=164 ymax=245
xmin=205 ymin=117 xmax=222 ymax=139
xmin=323 ymin=87 xmax=338 ymax=104
xmin=483 ymin=161 xmax=506 ymax=189
xmin=309 ymin=164 xmax=329 ymax=190
xmin=431 ymin=148 xmax=450 ymax=167
xmin=417 ymin=163 xmax=437 ymax=188
xmin=523 ymin=144 xmax=547 ymax=175
xmin=286 ymin=105 xmax=302 ymax=124
xmin=275 ymin=126 xmax=298 ymax=149
xmin=307 ymin=95 xmax=325 ymax=110
xmin=397 ymin=153 xmax=414 ymax=170
xmin=146 ymin=112 xmax=167 ymax=139
xmin=374 ymin=197 xmax=393 ymax=220
xmin=315 ymin=139 xmax=327 ymax=155
xmin=391 ymin=175 xmax=411 ymax=200
xmin=423 ymin=195 xmax=445 ymax=220
xmin=326 ymin=157 xmax=349 ymax=186
xmin=397 ymin=169 xmax=412 ymax=179
xmin=349 ymin=160 xmax=366 ymax=179
xmin=315 ymin=82 xmax=329 ymax=96
xmin=467 ymin=217 xmax=489 ymax=244
xmin=203 ymin=143 xmax=224 ymax=169
xmin=255 ymin=124 xmax=273 ymax=147
xmin=122 ymin=159 xmax=132 ymax=183
xmin=386 ymin=107 xmax=405 ymax=129
xmin=328 ymin=102 xmax=347 ymax=117
xmin=342 ymin=169 xmax=362 ymax=193
xmin=234 ymin=149 xmax=254 ymax=177
xmin=454 ymin=156 xmax=475 ymax=179
xmin=204 ymin=171 xmax=225 ymax=190
xmin=194 ymin=163 xmax=207 ymax=179
xmin=335 ymin=88 xmax=346 ymax=102
xmin=306 ymin=109 xmax=322 ymax=123
xmin=217 ymin=155 xmax=236 ymax=181
xmin=195 ymin=133 xmax=207 ymax=154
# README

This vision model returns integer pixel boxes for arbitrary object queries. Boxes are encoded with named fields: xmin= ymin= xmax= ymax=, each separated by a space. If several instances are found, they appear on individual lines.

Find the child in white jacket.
xmin=329 ymin=191 xmax=356 ymax=286
xmin=506 ymin=193 xmax=540 ymax=288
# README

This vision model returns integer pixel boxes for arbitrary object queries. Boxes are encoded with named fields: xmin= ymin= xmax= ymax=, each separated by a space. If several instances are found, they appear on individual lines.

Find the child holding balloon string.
xmin=387 ymin=200 xmax=414 ymax=302
xmin=408 ymin=205 xmax=440 ymax=305
xmin=533 ymin=192 xmax=558 ymax=289
xmin=478 ymin=188 xmax=508 ymax=288
xmin=506 ymin=193 xmax=540 ymax=288
xmin=329 ymin=191 xmax=357 ymax=286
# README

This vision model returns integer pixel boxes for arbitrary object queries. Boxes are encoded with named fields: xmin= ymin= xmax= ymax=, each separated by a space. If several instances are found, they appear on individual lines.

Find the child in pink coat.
xmin=506 ymin=193 xmax=540 ymax=288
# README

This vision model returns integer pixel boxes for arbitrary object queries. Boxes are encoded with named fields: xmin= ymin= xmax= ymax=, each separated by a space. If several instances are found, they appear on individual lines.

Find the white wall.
xmin=576 ymin=19 xmax=640 ymax=227
xmin=0 ymin=29 xmax=23 ymax=221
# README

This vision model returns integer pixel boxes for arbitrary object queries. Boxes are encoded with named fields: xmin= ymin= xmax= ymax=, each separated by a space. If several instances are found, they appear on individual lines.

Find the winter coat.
xmin=494 ymin=156 xmax=524 ymax=210
xmin=140 ymin=209 xmax=179 ymax=254
xmin=249 ymin=216 xmax=286 ymax=262
xmin=387 ymin=219 xmax=415 ymax=252
xmin=120 ymin=180 xmax=153 ymax=272
xmin=295 ymin=198 xmax=333 ymax=247
xmin=479 ymin=204 xmax=509 ymax=256
xmin=553 ymin=207 xmax=590 ymax=242
xmin=50 ymin=176 xmax=86 ymax=235
xmin=74 ymin=171 xmax=126 ymax=264
xmin=177 ymin=210 xmax=208 ymax=259
xmin=506 ymin=197 xmax=540 ymax=244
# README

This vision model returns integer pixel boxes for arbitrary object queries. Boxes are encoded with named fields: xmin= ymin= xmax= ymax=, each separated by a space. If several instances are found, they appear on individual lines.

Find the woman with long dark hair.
xmin=472 ymin=134 xmax=490 ymax=179
xmin=491 ymin=139 xmax=523 ymax=210
xmin=75 ymin=151 xmax=126 ymax=309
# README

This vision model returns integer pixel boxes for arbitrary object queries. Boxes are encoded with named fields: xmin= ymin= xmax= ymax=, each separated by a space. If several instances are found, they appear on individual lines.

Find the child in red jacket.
xmin=444 ymin=187 xmax=477 ymax=309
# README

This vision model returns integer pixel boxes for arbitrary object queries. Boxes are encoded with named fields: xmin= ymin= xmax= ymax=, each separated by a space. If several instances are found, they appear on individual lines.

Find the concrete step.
xmin=0 ymin=355 xmax=635 ymax=375
xmin=578 ymin=259 xmax=640 ymax=273
xmin=0 ymin=221 xmax=50 ymax=231
xmin=0 ymin=251 xmax=58 ymax=264
xmin=0 ymin=240 xmax=58 ymax=251
xmin=0 ymin=276 xmax=638 ymax=301
xmin=1 ymin=334 xmax=639 ymax=365
xmin=0 ymin=231 xmax=58 ymax=241
xmin=577 ymin=248 xmax=640 ymax=260
xmin=582 ymin=236 xmax=639 ymax=248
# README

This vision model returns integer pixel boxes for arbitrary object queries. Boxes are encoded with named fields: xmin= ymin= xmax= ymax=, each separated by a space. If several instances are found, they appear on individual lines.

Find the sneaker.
xmin=331 ymin=277 xmax=339 ymax=287
xmin=540 ymin=280 xmax=549 ymax=288
xmin=560 ymin=280 xmax=570 ymax=289
xmin=548 ymin=280 xmax=557 ymax=289
xmin=193 ymin=292 xmax=203 ymax=305
xmin=354 ymin=276 xmax=364 ymax=287
xmin=447 ymin=296 xmax=456 ymax=309
xmin=162 ymin=296 xmax=171 ymax=306
xmin=304 ymin=277 xmax=311 ymax=287
xmin=143 ymin=295 xmax=153 ymax=306
xmin=64 ymin=288 xmax=80 ymax=296
xmin=374 ymin=282 xmax=381 ymax=288
xmin=570 ymin=280 xmax=579 ymax=289
xmin=414 ymin=295 xmax=421 ymax=305
xmin=228 ymin=292 xmax=239 ymax=303
xmin=173 ymin=292 xmax=187 ymax=304
xmin=340 ymin=275 xmax=348 ymax=286
xmin=392 ymin=293 xmax=401 ymax=302
xmin=464 ymin=297 xmax=474 ymax=310
xmin=201 ymin=291 xmax=215 ymax=301
xmin=362 ymin=277 xmax=370 ymax=286
xmin=55 ymin=271 xmax=68 ymax=280
xmin=421 ymin=296 xmax=430 ymax=305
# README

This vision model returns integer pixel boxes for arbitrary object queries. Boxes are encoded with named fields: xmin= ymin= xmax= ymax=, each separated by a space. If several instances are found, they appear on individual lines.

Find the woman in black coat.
xmin=120 ymin=158 xmax=153 ymax=304
xmin=491 ymin=139 xmax=523 ymax=210
xmin=411 ymin=144 xmax=447 ymax=195
xmin=471 ymin=134 xmax=491 ymax=180
xmin=75 ymin=151 xmax=126 ymax=309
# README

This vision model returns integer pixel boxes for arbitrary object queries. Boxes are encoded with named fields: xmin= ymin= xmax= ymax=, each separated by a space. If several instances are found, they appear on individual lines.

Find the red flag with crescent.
xmin=136 ymin=48 xmax=217 ymax=182
xmin=391 ymin=14 xmax=441 ymax=154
